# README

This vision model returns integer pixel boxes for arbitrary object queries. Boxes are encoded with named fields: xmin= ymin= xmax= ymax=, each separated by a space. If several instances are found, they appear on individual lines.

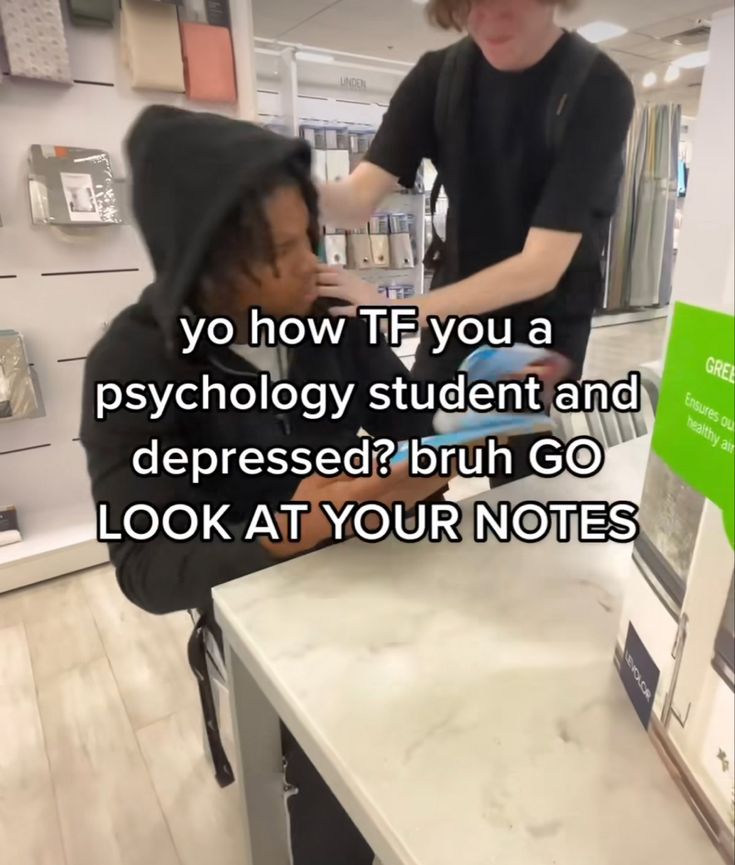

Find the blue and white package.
xmin=391 ymin=344 xmax=556 ymax=465
xmin=434 ymin=344 xmax=554 ymax=435
xmin=459 ymin=344 xmax=553 ymax=384
xmin=391 ymin=414 xmax=554 ymax=466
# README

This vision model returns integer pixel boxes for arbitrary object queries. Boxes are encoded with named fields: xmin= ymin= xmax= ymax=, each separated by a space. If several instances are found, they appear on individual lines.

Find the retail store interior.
xmin=1 ymin=1 xmax=733 ymax=864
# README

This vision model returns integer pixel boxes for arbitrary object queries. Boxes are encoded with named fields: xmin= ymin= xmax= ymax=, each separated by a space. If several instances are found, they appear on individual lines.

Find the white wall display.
xmin=0 ymin=0 xmax=257 ymax=592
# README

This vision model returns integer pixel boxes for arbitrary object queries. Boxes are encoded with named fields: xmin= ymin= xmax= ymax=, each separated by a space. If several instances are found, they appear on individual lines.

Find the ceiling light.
xmin=664 ymin=64 xmax=681 ymax=83
xmin=295 ymin=51 xmax=335 ymax=64
xmin=577 ymin=21 xmax=628 ymax=44
xmin=642 ymin=71 xmax=658 ymax=88
xmin=674 ymin=50 xmax=710 ymax=69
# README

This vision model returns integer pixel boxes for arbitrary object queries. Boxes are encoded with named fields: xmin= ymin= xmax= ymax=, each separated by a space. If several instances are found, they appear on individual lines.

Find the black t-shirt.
xmin=366 ymin=33 xmax=635 ymax=374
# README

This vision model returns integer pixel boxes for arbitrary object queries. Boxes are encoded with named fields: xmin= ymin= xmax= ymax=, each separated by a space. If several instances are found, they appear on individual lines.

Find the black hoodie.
xmin=80 ymin=106 xmax=432 ymax=616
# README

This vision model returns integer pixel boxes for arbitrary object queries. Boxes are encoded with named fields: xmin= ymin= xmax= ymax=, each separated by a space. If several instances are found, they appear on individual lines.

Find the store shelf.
xmin=0 ymin=508 xmax=107 ymax=594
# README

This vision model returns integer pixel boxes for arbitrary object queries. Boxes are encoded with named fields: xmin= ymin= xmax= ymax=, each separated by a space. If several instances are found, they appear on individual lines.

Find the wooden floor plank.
xmin=137 ymin=702 xmax=247 ymax=865
xmin=0 ymin=572 xmax=89 ymax=630
xmin=80 ymin=566 xmax=196 ymax=729
xmin=0 ymin=624 xmax=67 ymax=865
xmin=24 ymin=582 xmax=105 ymax=682
xmin=36 ymin=657 xmax=181 ymax=865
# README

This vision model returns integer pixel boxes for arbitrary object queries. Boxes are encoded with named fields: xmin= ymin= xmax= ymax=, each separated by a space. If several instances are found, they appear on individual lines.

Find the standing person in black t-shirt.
xmin=318 ymin=0 xmax=635 ymax=398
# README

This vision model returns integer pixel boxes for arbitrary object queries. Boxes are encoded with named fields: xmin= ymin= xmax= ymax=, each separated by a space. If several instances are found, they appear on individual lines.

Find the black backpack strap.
xmin=423 ymin=43 xmax=455 ymax=272
xmin=545 ymin=32 xmax=600 ymax=153
xmin=423 ymin=170 xmax=445 ymax=271
xmin=187 ymin=611 xmax=235 ymax=788
xmin=424 ymin=37 xmax=476 ymax=283
xmin=546 ymin=31 xmax=624 ymax=240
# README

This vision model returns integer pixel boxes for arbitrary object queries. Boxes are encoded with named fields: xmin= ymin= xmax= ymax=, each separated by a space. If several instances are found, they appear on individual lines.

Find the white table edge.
xmin=216 ymin=597 xmax=419 ymax=865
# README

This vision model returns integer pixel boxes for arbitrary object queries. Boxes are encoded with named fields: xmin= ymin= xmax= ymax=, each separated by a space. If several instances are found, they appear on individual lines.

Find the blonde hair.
xmin=426 ymin=0 xmax=579 ymax=31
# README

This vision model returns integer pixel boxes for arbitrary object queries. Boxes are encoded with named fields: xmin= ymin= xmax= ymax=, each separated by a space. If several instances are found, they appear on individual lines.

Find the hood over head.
xmin=125 ymin=105 xmax=313 ymax=352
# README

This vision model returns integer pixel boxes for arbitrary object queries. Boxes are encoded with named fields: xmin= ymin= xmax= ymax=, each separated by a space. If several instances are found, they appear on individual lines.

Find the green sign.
xmin=653 ymin=303 xmax=735 ymax=548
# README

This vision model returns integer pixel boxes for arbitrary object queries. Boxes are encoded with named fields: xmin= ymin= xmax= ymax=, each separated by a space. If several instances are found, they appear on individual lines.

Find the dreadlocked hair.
xmin=196 ymin=161 xmax=320 ymax=311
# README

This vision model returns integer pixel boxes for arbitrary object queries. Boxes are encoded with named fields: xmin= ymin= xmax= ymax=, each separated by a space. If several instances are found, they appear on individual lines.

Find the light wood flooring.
xmin=0 ymin=565 xmax=246 ymax=865
xmin=0 ymin=319 xmax=667 ymax=865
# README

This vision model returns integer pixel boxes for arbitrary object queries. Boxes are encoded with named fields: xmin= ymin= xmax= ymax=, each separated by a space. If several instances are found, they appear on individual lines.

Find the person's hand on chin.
xmin=316 ymin=264 xmax=389 ymax=315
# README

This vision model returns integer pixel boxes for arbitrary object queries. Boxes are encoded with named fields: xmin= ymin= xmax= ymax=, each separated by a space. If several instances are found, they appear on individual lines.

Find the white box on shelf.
xmin=325 ymin=150 xmax=350 ymax=183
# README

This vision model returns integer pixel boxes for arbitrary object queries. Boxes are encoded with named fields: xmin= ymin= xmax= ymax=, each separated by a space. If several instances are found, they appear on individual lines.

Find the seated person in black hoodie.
xmin=80 ymin=106 xmax=443 ymax=865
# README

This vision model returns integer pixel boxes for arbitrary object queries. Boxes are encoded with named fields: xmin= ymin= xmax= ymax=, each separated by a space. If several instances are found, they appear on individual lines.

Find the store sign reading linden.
xmin=340 ymin=76 xmax=367 ymax=91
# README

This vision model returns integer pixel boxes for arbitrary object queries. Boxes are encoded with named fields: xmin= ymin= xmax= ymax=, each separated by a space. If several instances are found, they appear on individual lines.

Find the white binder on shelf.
xmin=324 ymin=231 xmax=347 ymax=267
xmin=325 ymin=149 xmax=350 ymax=183
xmin=347 ymin=228 xmax=374 ymax=270
xmin=389 ymin=213 xmax=415 ymax=269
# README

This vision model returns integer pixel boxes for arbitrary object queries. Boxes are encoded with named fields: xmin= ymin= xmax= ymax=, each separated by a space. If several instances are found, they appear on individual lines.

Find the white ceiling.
xmin=252 ymin=0 xmax=734 ymax=113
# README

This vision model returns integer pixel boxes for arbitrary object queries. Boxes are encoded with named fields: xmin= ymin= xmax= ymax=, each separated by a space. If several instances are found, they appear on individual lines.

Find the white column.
xmin=230 ymin=0 xmax=259 ymax=121
xmin=667 ymin=7 xmax=734 ymax=320
xmin=279 ymin=48 xmax=299 ymax=136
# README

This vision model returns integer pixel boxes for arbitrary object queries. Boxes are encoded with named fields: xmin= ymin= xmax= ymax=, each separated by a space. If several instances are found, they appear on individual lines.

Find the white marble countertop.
xmin=214 ymin=437 xmax=721 ymax=865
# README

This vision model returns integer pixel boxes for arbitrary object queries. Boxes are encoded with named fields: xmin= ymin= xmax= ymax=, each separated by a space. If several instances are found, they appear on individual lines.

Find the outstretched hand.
xmin=317 ymin=264 xmax=388 ymax=316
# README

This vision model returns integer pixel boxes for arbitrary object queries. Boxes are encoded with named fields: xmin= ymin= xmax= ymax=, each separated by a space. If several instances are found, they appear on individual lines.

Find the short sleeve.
xmin=364 ymin=50 xmax=443 ymax=189
xmin=533 ymin=56 xmax=635 ymax=233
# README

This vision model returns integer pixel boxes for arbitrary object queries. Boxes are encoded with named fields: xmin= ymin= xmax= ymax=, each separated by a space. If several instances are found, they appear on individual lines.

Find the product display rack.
xmin=255 ymin=42 xmax=427 ymax=305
